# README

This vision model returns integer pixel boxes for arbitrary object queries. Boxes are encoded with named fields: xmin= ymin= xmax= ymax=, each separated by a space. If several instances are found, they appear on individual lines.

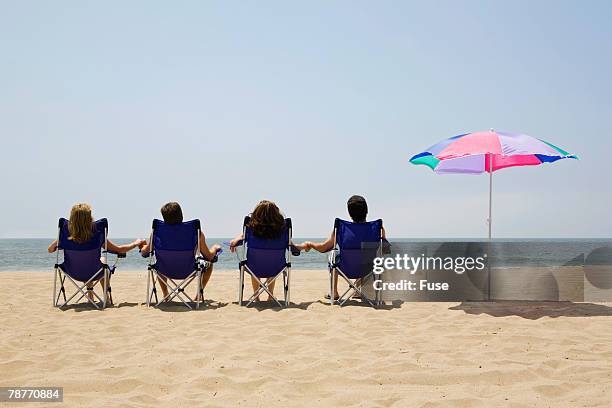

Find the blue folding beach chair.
xmin=145 ymin=219 xmax=218 ymax=309
xmin=235 ymin=216 xmax=294 ymax=307
xmin=53 ymin=218 xmax=125 ymax=309
xmin=329 ymin=218 xmax=384 ymax=306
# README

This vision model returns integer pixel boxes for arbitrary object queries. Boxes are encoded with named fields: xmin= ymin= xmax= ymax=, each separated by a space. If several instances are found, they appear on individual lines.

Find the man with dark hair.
xmin=160 ymin=201 xmax=183 ymax=224
xmin=140 ymin=202 xmax=221 ymax=301
xmin=303 ymin=195 xmax=386 ymax=300
xmin=347 ymin=195 xmax=368 ymax=222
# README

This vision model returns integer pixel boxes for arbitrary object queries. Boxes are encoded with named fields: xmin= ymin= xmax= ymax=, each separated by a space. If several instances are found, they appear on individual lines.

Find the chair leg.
xmin=245 ymin=273 xmax=283 ymax=308
xmin=336 ymin=270 xmax=376 ymax=307
xmin=286 ymin=268 xmax=291 ymax=306
xmin=61 ymin=275 xmax=67 ymax=303
xmin=55 ymin=274 xmax=67 ymax=307
xmin=53 ymin=268 xmax=58 ymax=307
xmin=146 ymin=269 xmax=151 ymax=307
xmin=149 ymin=272 xmax=201 ymax=310
xmin=65 ymin=275 xmax=102 ymax=309
xmin=196 ymin=270 xmax=202 ymax=310
xmin=282 ymin=270 xmax=287 ymax=306
xmin=152 ymin=273 xmax=159 ymax=305
xmin=103 ymin=270 xmax=108 ymax=309
xmin=329 ymin=269 xmax=334 ymax=306
xmin=147 ymin=270 xmax=160 ymax=307
xmin=375 ymin=277 xmax=382 ymax=307
xmin=238 ymin=267 xmax=244 ymax=306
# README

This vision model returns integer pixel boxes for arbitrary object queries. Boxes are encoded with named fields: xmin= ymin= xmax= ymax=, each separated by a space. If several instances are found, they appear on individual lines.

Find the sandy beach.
xmin=2 ymin=270 xmax=612 ymax=407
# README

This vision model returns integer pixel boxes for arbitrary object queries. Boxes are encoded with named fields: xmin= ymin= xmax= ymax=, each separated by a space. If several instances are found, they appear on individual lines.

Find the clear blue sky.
xmin=1 ymin=1 xmax=611 ymax=238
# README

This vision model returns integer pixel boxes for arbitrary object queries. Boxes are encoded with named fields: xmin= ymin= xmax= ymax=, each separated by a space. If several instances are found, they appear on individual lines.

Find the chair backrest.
xmin=334 ymin=218 xmax=383 ymax=279
xmin=151 ymin=219 xmax=200 ymax=279
xmin=58 ymin=218 xmax=107 ymax=281
xmin=244 ymin=216 xmax=292 ymax=278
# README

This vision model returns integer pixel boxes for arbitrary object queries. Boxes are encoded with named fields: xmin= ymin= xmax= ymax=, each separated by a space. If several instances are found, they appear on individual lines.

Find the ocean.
xmin=1 ymin=238 xmax=611 ymax=272
xmin=0 ymin=238 xmax=328 ymax=271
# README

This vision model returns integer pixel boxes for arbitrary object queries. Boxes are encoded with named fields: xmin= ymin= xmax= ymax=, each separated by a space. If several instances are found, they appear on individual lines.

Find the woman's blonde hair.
xmin=68 ymin=203 xmax=95 ymax=244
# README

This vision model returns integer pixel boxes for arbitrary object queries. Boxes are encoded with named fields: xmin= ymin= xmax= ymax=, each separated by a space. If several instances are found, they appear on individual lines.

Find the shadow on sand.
xmin=59 ymin=301 xmax=140 ymax=312
xmin=152 ymin=300 xmax=229 ymax=312
xmin=238 ymin=298 xmax=403 ymax=311
xmin=449 ymin=301 xmax=612 ymax=320
xmin=238 ymin=300 xmax=316 ymax=311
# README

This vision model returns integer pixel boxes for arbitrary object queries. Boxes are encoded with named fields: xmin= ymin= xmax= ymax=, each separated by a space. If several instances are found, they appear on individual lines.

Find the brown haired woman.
xmin=230 ymin=200 xmax=307 ymax=301
xmin=47 ymin=203 xmax=145 ymax=300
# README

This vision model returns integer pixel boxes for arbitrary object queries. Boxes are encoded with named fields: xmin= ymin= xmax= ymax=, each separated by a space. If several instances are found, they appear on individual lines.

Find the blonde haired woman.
xmin=48 ymin=203 xmax=145 ymax=299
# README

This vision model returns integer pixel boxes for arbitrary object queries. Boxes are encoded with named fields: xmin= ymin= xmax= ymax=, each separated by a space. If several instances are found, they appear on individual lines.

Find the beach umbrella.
xmin=410 ymin=129 xmax=577 ymax=239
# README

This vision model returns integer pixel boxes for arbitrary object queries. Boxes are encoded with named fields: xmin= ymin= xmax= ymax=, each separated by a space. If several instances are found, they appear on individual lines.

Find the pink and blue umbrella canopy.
xmin=410 ymin=130 xmax=577 ymax=239
xmin=410 ymin=130 xmax=577 ymax=174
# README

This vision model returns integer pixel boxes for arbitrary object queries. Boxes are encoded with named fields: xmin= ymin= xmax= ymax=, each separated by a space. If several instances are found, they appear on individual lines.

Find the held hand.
xmin=295 ymin=242 xmax=311 ymax=252
xmin=211 ymin=244 xmax=222 ymax=253
xmin=132 ymin=238 xmax=147 ymax=249
xmin=229 ymin=238 xmax=240 ymax=253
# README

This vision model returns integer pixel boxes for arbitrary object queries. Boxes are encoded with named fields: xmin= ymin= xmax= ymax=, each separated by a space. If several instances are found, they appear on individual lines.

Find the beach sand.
xmin=2 ymin=270 xmax=612 ymax=407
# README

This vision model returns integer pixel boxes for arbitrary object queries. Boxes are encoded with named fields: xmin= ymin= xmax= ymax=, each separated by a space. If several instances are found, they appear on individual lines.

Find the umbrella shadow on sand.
xmin=448 ymin=301 xmax=612 ymax=320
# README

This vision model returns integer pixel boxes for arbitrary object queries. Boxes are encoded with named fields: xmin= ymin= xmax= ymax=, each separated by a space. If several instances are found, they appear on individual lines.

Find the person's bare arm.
xmin=106 ymin=239 xmax=145 ymax=254
xmin=139 ymin=233 xmax=152 ymax=256
xmin=199 ymin=231 xmax=221 ymax=261
xmin=305 ymin=231 xmax=335 ymax=253
xmin=382 ymin=226 xmax=386 ymax=240
xmin=229 ymin=233 xmax=244 ymax=253
xmin=48 ymin=240 xmax=58 ymax=253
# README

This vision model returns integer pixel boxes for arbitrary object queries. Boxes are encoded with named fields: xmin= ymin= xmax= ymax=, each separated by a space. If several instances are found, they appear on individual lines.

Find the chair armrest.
xmin=328 ymin=248 xmax=338 ymax=266
xmin=224 ymin=240 xmax=244 ymax=248
xmin=382 ymin=239 xmax=392 ymax=255
xmin=103 ymin=250 xmax=126 ymax=259
xmin=197 ymin=248 xmax=223 ymax=264
xmin=210 ymin=248 xmax=223 ymax=263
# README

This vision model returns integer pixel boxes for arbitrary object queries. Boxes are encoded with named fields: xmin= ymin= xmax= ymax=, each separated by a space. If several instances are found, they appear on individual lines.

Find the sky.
xmin=1 ymin=0 xmax=611 ymax=238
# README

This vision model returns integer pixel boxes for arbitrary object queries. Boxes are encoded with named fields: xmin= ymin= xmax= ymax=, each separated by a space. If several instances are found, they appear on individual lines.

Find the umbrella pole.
xmin=488 ymin=153 xmax=493 ymax=241
xmin=487 ymin=153 xmax=493 ymax=301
